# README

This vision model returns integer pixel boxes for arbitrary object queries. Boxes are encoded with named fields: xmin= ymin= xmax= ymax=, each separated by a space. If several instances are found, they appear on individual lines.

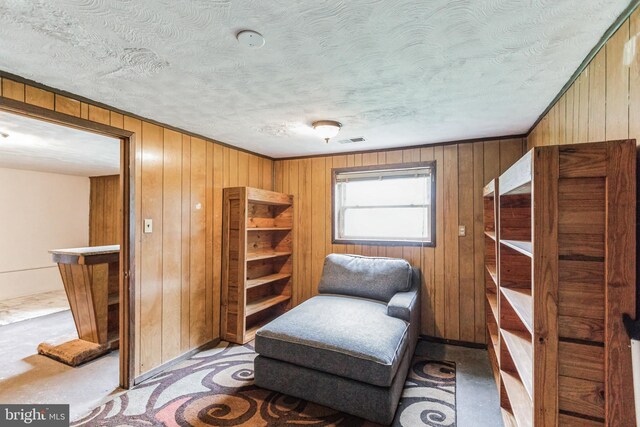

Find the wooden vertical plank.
xmin=180 ymin=135 xmax=191 ymax=352
xmin=605 ymin=141 xmax=636 ymax=425
xmin=311 ymin=157 xmax=326 ymax=294
xmin=500 ymin=138 xmax=524 ymax=173
xmin=262 ymin=158 xmax=273 ymax=190
xmin=161 ymin=129 xmax=182 ymax=362
xmin=565 ymin=85 xmax=575 ymax=144
xmin=532 ymin=146 xmax=559 ymax=426
xmin=433 ymin=146 xmax=446 ymax=337
xmin=212 ymin=143 xmax=223 ymax=339
xmin=557 ymin=95 xmax=566 ymax=145
xmin=420 ymin=147 xmax=436 ymax=336
xmin=205 ymin=142 xmax=214 ymax=342
xmin=110 ymin=111 xmax=124 ymax=129
xmin=484 ymin=140 xmax=501 ymax=184
xmin=629 ymin=9 xmax=640 ymax=144
xmin=577 ymin=70 xmax=590 ymax=143
xmin=288 ymin=160 xmax=300 ymax=306
xmin=443 ymin=145 xmax=459 ymax=340
xmin=189 ymin=137 xmax=207 ymax=347
xmin=606 ymin=21 xmax=630 ymax=140
xmin=458 ymin=143 xmax=475 ymax=342
xmin=588 ymin=50 xmax=606 ymax=142
xmin=248 ymin=154 xmax=261 ymax=188
xmin=237 ymin=152 xmax=249 ymax=186
xmin=139 ymin=121 xmax=163 ymax=373
xmin=299 ymin=159 xmax=313 ymax=302
xmin=473 ymin=142 xmax=486 ymax=343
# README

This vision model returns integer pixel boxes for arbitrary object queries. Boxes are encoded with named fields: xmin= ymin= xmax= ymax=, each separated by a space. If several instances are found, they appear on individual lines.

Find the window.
xmin=332 ymin=162 xmax=436 ymax=246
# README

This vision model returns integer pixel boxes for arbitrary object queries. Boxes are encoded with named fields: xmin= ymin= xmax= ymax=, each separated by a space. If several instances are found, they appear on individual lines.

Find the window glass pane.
xmin=343 ymin=177 xmax=429 ymax=207
xmin=343 ymin=207 xmax=429 ymax=240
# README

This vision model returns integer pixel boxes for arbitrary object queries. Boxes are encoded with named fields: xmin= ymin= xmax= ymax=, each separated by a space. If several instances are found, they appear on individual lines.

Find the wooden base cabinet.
xmin=485 ymin=140 xmax=636 ymax=426
xmin=221 ymin=187 xmax=293 ymax=344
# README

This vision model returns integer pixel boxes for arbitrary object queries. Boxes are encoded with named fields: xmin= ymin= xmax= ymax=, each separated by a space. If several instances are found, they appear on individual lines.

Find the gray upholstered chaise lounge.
xmin=254 ymin=253 xmax=420 ymax=425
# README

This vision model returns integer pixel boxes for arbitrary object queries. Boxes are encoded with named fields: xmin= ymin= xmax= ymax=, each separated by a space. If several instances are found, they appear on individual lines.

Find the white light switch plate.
xmin=458 ymin=225 xmax=466 ymax=237
xmin=144 ymin=219 xmax=153 ymax=234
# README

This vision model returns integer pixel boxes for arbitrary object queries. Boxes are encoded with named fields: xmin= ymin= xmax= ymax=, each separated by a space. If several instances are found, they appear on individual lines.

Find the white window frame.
xmin=332 ymin=161 xmax=436 ymax=247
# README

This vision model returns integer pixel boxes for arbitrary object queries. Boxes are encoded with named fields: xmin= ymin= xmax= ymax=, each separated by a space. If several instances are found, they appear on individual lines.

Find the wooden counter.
xmin=50 ymin=245 xmax=120 ymax=348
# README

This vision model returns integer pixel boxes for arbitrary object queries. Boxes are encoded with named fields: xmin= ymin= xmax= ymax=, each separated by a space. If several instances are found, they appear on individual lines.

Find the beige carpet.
xmin=0 ymin=289 xmax=70 ymax=325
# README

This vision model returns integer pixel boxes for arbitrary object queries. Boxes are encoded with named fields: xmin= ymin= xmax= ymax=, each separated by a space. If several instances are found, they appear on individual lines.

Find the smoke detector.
xmin=236 ymin=30 xmax=265 ymax=49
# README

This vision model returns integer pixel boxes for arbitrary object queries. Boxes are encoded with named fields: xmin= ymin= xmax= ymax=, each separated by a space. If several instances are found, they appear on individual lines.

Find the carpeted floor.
xmin=73 ymin=340 xmax=456 ymax=426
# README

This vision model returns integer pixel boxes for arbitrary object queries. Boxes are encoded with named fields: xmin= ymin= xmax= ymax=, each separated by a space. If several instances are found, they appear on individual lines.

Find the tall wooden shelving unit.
xmin=485 ymin=140 xmax=636 ymax=427
xmin=221 ymin=187 xmax=293 ymax=344
xmin=483 ymin=179 xmax=500 ymax=393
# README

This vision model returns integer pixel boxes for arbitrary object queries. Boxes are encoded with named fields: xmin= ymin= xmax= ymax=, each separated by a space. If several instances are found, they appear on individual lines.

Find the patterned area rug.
xmin=73 ymin=341 xmax=456 ymax=426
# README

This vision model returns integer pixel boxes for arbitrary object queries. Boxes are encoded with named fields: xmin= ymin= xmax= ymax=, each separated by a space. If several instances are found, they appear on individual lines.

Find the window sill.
xmin=333 ymin=238 xmax=435 ymax=247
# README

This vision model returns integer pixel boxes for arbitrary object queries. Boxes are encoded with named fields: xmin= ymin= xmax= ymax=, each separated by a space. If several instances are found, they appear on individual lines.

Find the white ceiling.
xmin=0 ymin=0 xmax=631 ymax=158
xmin=0 ymin=111 xmax=119 ymax=176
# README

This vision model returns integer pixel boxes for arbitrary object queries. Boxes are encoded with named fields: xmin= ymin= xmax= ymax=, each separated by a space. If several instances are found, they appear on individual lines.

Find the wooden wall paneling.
xmin=443 ymin=144 xmax=460 ymax=340
xmin=420 ymin=147 xmax=436 ymax=336
xmin=557 ymin=95 xmax=566 ymax=145
xmin=2 ymin=79 xmax=24 ymax=101
xmin=205 ymin=143 xmax=215 ymax=342
xmin=565 ymin=86 xmax=575 ymax=144
xmin=139 ymin=121 xmax=163 ymax=373
xmin=212 ymin=143 xmax=224 ymax=340
xmin=500 ymin=139 xmax=524 ymax=173
xmin=300 ymin=159 xmax=313 ymax=301
xmin=588 ymin=50 xmax=606 ymax=142
xmin=606 ymin=20 xmax=630 ymax=141
xmin=433 ymin=146 xmax=446 ymax=337
xmin=180 ymin=135 xmax=191 ymax=352
xmin=248 ymin=154 xmax=261 ymax=188
xmin=331 ymin=155 xmax=347 ymax=255
xmin=189 ymin=137 xmax=207 ymax=347
xmin=25 ymin=86 xmax=54 ymax=109
xmin=161 ymin=129 xmax=182 ymax=362
xmin=311 ymin=157 xmax=326 ymax=294
xmin=484 ymin=140 xmax=501 ymax=184
xmin=577 ymin=70 xmax=590 ymax=142
xmin=237 ymin=151 xmax=249 ymax=186
xmin=288 ymin=160 xmax=300 ymax=306
xmin=55 ymin=94 xmax=81 ymax=117
xmin=458 ymin=143 xmax=475 ymax=342
xmin=630 ymin=9 xmax=640 ymax=142
xmin=473 ymin=142 xmax=486 ymax=343
xmin=262 ymin=158 xmax=273 ymax=190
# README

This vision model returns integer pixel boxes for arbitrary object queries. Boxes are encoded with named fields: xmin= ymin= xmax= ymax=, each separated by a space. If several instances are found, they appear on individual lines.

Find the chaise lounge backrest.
xmin=318 ymin=253 xmax=413 ymax=303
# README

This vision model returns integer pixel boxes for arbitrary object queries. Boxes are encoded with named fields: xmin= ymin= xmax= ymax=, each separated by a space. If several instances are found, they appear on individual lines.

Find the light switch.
xmin=458 ymin=225 xmax=466 ymax=237
xmin=144 ymin=219 xmax=153 ymax=234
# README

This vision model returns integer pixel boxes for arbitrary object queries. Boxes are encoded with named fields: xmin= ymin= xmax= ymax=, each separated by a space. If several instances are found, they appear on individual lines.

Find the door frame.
xmin=0 ymin=96 xmax=136 ymax=388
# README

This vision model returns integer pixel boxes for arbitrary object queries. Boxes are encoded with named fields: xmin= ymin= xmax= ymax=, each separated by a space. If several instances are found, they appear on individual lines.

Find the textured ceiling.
xmin=0 ymin=0 xmax=630 ymax=157
xmin=0 ymin=111 xmax=119 ymax=176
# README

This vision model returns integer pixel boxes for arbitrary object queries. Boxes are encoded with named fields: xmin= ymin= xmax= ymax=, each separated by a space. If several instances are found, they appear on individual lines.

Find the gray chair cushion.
xmin=317 ymin=254 xmax=412 ymax=302
xmin=255 ymin=295 xmax=409 ymax=387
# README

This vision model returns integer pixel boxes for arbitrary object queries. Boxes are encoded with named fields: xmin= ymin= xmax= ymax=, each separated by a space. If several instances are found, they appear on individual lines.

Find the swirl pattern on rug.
xmin=73 ymin=341 xmax=456 ymax=426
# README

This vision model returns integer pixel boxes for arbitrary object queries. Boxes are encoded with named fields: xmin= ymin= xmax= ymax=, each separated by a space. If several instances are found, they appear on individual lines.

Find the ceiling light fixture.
xmin=312 ymin=120 xmax=342 ymax=143
xmin=0 ymin=132 xmax=9 ymax=138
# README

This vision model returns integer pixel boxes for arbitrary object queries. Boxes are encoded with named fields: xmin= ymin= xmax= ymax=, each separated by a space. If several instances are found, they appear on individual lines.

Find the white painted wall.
xmin=0 ymin=168 xmax=89 ymax=300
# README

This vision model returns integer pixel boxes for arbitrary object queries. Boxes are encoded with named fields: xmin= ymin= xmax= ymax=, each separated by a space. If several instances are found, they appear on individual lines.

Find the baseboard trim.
xmin=419 ymin=334 xmax=487 ymax=350
xmin=133 ymin=338 xmax=221 ymax=386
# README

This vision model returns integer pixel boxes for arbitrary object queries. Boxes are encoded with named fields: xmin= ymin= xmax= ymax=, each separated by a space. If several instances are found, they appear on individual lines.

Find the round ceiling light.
xmin=312 ymin=120 xmax=342 ymax=143
xmin=236 ymin=30 xmax=265 ymax=49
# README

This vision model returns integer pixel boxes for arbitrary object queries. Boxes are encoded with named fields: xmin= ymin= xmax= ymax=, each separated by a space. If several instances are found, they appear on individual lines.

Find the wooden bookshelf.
xmin=489 ymin=140 xmax=636 ymax=426
xmin=221 ymin=187 xmax=293 ymax=344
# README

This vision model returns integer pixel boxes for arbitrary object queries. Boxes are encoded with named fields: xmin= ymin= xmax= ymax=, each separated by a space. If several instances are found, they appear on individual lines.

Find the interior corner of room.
xmin=1 ymin=0 xmax=640 ymax=426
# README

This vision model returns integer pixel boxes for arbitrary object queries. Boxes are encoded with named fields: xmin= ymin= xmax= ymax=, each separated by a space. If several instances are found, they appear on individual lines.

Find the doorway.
xmin=0 ymin=103 xmax=134 ymax=419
